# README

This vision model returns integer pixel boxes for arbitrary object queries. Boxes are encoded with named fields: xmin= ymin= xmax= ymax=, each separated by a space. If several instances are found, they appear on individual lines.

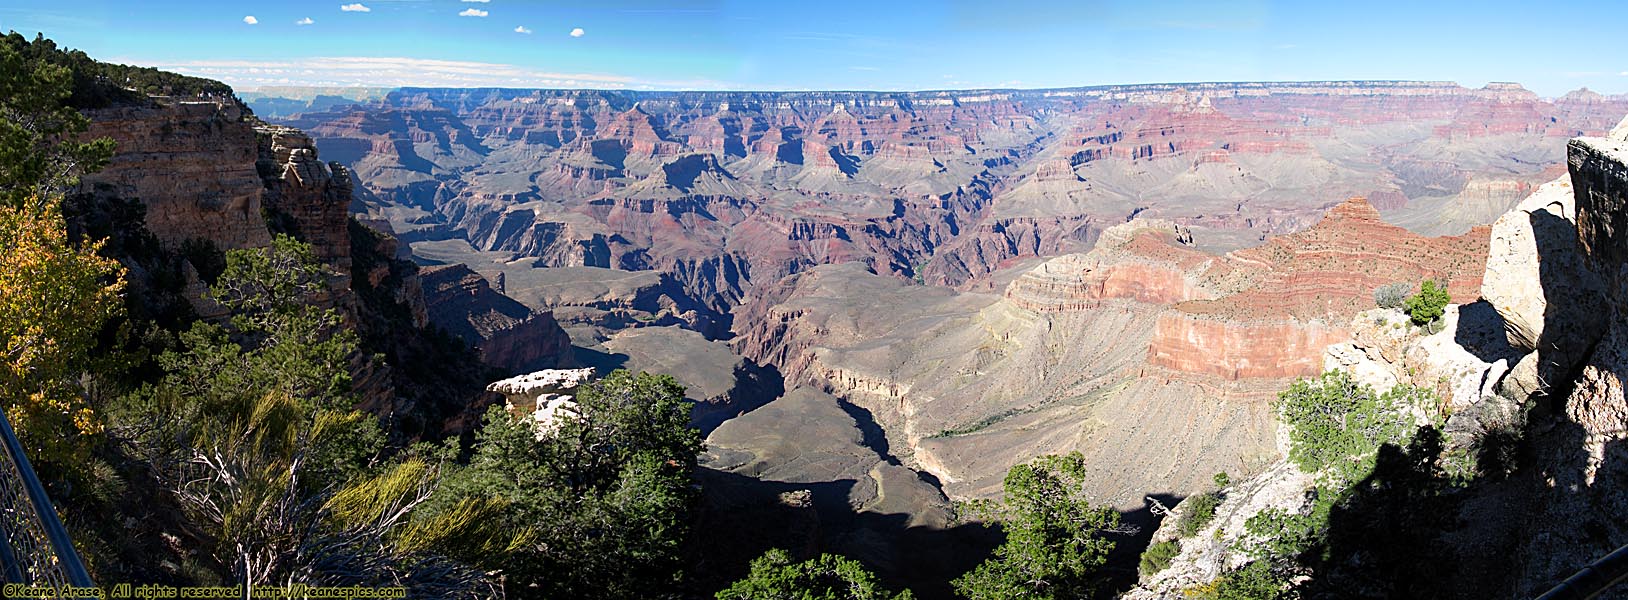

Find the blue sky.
xmin=1 ymin=0 xmax=1625 ymax=95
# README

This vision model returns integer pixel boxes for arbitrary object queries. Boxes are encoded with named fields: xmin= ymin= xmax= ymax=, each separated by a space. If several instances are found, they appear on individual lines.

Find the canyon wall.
xmin=728 ymin=200 xmax=1488 ymax=507
xmin=82 ymin=99 xmax=271 ymax=250
xmin=1140 ymin=198 xmax=1489 ymax=380
xmin=73 ymin=96 xmax=558 ymax=437
xmin=420 ymin=263 xmax=574 ymax=373
xmin=276 ymin=81 xmax=1626 ymax=345
xmin=1147 ymin=317 xmax=1350 ymax=380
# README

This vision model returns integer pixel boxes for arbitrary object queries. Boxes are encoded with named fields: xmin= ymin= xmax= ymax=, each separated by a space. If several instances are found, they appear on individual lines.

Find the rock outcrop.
xmin=487 ymin=368 xmax=595 ymax=434
xmin=1131 ymin=119 xmax=1628 ymax=599
xmin=1124 ymin=462 xmax=1317 ymax=599
xmin=75 ymin=94 xmax=504 ymax=440
xmin=80 ymin=99 xmax=272 ymax=250
xmin=1513 ymin=130 xmax=1628 ymax=594
xmin=420 ymin=263 xmax=575 ymax=374
xmin=257 ymin=126 xmax=356 ymax=270
xmin=1482 ymin=176 xmax=1605 ymax=396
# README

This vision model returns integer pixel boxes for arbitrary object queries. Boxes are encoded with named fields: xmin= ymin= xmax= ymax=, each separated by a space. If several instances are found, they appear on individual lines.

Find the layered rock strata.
xmin=420 ymin=263 xmax=575 ymax=373
xmin=81 ymin=99 xmax=271 ymax=250
xmin=731 ymin=199 xmax=1487 ymax=508
xmin=285 ymin=81 xmax=1627 ymax=344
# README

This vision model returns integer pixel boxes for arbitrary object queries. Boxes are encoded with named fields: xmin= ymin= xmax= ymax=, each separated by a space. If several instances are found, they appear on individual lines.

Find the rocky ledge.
xmin=80 ymin=99 xmax=271 ymax=250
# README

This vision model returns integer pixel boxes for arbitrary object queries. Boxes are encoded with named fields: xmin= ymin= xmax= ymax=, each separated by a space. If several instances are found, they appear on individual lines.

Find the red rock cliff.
xmin=1142 ymin=198 xmax=1490 ymax=380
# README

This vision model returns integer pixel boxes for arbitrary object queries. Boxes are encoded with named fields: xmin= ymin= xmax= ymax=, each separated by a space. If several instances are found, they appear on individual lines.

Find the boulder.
xmin=1481 ymin=176 xmax=1605 ymax=385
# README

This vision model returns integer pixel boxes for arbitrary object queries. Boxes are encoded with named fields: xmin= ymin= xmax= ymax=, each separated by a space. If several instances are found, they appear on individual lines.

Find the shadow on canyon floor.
xmin=687 ymin=465 xmax=1178 ymax=599
xmin=686 ymin=467 xmax=999 ymax=599
xmin=570 ymin=344 xmax=631 ymax=374
xmin=835 ymin=398 xmax=904 ymax=467
xmin=689 ymin=361 xmax=787 ymax=436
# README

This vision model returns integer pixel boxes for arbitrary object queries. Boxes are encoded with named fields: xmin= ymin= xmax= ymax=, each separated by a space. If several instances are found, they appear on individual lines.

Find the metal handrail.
xmin=0 ymin=409 xmax=95 ymax=592
xmin=1536 ymin=544 xmax=1628 ymax=600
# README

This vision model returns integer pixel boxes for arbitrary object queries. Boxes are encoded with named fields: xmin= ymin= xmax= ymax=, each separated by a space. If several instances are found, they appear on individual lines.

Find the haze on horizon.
xmin=2 ymin=0 xmax=1626 ymax=97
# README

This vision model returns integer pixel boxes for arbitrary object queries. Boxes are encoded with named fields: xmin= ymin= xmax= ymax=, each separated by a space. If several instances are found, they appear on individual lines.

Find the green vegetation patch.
xmin=1139 ymin=540 xmax=1180 ymax=578
xmin=952 ymin=452 xmax=1120 ymax=599
xmin=717 ymin=548 xmax=915 ymax=600
xmin=1177 ymin=491 xmax=1222 ymax=537
xmin=1187 ymin=560 xmax=1292 ymax=600
xmin=1275 ymin=370 xmax=1434 ymax=485
xmin=1404 ymin=278 xmax=1450 ymax=327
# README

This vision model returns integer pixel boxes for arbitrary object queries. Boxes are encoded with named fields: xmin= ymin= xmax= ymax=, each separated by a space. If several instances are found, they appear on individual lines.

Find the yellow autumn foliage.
xmin=0 ymin=198 xmax=124 ymax=462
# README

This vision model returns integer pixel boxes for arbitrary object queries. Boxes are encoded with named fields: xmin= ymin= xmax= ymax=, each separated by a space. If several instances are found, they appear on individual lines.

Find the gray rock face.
xmin=1512 ymin=129 xmax=1628 ymax=597
xmin=1497 ymin=126 xmax=1628 ymax=595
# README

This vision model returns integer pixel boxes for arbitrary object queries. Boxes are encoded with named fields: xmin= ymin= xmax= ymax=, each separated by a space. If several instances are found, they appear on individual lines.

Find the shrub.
xmin=1403 ymin=279 xmax=1450 ymax=326
xmin=0 ymin=200 xmax=124 ymax=466
xmin=952 ymin=452 xmax=1119 ymax=600
xmin=1242 ymin=488 xmax=1336 ymax=560
xmin=1177 ymin=492 xmax=1222 ymax=537
xmin=1189 ymin=560 xmax=1291 ymax=600
xmin=718 ymin=548 xmax=914 ymax=600
xmin=1274 ymin=371 xmax=1429 ymax=484
xmin=428 ymin=370 xmax=703 ymax=598
xmin=1139 ymin=541 xmax=1180 ymax=578
xmin=1213 ymin=471 xmax=1231 ymax=489
xmin=1372 ymin=282 xmax=1412 ymax=310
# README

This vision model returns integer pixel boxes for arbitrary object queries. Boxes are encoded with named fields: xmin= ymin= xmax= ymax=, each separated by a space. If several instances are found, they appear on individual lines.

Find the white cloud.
xmin=462 ymin=0 xmax=490 ymax=2
xmin=514 ymin=26 xmax=532 ymax=34
xmin=459 ymin=8 xmax=488 ymax=17
xmin=296 ymin=17 xmax=315 ymax=25
xmin=1621 ymin=71 xmax=1628 ymax=76
xmin=243 ymin=15 xmax=258 ymax=25
xmin=340 ymin=3 xmax=370 ymax=12
xmin=569 ymin=27 xmax=584 ymax=37
xmin=156 ymin=56 xmax=745 ymax=91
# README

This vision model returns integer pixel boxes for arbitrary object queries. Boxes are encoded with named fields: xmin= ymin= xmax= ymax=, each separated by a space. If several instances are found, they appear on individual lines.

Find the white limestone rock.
xmin=487 ymin=368 xmax=595 ymax=436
